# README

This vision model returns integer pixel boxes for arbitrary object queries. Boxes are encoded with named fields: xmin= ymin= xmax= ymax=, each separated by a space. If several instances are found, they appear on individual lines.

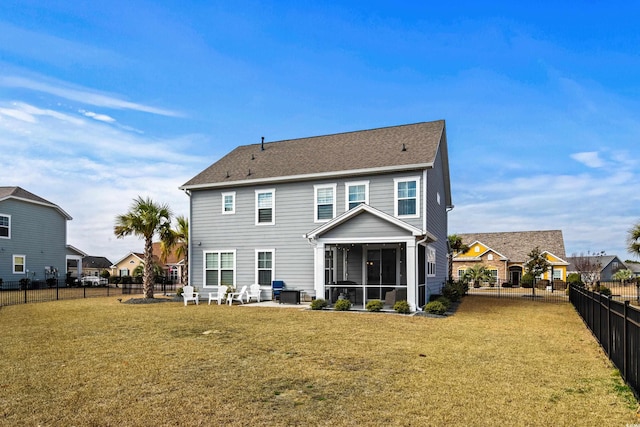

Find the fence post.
xmin=624 ymin=301 xmax=629 ymax=381
xmin=607 ymin=295 xmax=612 ymax=357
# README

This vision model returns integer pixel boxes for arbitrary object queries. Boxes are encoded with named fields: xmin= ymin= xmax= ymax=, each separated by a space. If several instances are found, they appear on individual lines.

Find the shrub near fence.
xmin=570 ymin=284 xmax=640 ymax=400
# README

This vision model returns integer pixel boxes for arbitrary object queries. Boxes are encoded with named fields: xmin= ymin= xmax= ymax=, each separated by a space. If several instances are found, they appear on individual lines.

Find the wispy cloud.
xmin=571 ymin=151 xmax=605 ymax=168
xmin=0 ymin=75 xmax=181 ymax=117
xmin=80 ymin=110 xmax=116 ymax=123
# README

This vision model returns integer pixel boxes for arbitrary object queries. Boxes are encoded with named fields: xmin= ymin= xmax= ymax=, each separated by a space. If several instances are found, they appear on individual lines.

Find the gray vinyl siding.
xmin=0 ymin=199 xmax=68 ymax=283
xmin=190 ymin=169 xmax=429 ymax=293
xmin=425 ymin=145 xmax=449 ymax=288
xmin=322 ymin=212 xmax=411 ymax=239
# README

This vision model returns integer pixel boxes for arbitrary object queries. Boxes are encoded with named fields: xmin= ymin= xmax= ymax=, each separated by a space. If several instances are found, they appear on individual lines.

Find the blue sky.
xmin=1 ymin=1 xmax=639 ymax=263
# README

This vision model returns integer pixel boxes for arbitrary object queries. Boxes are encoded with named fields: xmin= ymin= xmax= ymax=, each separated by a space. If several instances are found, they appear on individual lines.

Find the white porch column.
xmin=313 ymin=242 xmax=325 ymax=301
xmin=406 ymin=240 xmax=417 ymax=311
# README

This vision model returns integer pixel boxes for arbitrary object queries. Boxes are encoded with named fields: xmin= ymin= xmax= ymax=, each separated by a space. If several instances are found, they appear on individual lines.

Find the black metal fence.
xmin=0 ymin=280 xmax=178 ymax=307
xmin=467 ymin=284 xmax=570 ymax=303
xmin=569 ymin=284 xmax=640 ymax=399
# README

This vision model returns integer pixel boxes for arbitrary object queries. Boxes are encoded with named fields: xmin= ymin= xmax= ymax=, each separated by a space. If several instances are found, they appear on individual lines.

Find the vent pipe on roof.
xmin=225 ymin=171 xmax=230 ymax=178
xmin=247 ymin=168 xmax=252 ymax=176
xmin=251 ymin=154 xmax=255 ymax=160
xmin=401 ymin=143 xmax=407 ymax=152
xmin=261 ymin=136 xmax=265 ymax=151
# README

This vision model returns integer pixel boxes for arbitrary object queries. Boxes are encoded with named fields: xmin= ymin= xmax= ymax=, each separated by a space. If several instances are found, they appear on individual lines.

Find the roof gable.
xmin=304 ymin=204 xmax=428 ymax=240
xmin=0 ymin=186 xmax=72 ymax=220
xmin=182 ymin=121 xmax=446 ymax=189
xmin=455 ymin=230 xmax=567 ymax=263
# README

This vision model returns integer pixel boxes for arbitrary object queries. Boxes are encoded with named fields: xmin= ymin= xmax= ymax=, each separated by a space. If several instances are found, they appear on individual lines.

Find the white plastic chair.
xmin=227 ymin=285 xmax=248 ymax=305
xmin=182 ymin=285 xmax=199 ymax=306
xmin=208 ymin=285 xmax=228 ymax=305
xmin=247 ymin=284 xmax=261 ymax=303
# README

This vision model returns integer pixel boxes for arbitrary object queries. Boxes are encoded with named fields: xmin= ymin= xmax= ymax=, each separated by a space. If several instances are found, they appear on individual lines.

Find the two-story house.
xmin=181 ymin=121 xmax=452 ymax=311
xmin=0 ymin=186 xmax=72 ymax=286
xmin=451 ymin=230 xmax=568 ymax=286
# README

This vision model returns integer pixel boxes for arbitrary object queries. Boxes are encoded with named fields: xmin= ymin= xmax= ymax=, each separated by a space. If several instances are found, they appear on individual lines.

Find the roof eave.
xmin=181 ymin=163 xmax=433 ymax=191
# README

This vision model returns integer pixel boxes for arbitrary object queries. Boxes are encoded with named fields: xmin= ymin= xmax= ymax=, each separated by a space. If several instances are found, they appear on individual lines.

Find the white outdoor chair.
xmin=227 ymin=285 xmax=248 ymax=305
xmin=247 ymin=284 xmax=261 ymax=303
xmin=208 ymin=285 xmax=228 ymax=305
xmin=182 ymin=285 xmax=199 ymax=306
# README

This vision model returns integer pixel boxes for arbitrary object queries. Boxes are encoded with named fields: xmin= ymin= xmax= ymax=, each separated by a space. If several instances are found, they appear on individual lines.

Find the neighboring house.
xmin=0 ymin=186 xmax=72 ymax=285
xmin=110 ymin=242 xmax=185 ymax=284
xmin=566 ymin=255 xmax=627 ymax=282
xmin=452 ymin=230 xmax=568 ymax=286
xmin=181 ymin=120 xmax=453 ymax=311
xmin=67 ymin=256 xmax=113 ymax=278
xmin=625 ymin=262 xmax=640 ymax=279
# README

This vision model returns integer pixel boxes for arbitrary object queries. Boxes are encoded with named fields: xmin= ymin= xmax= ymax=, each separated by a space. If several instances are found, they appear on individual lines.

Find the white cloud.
xmin=0 ymin=75 xmax=181 ymax=117
xmin=80 ymin=110 xmax=116 ymax=123
xmin=0 ymin=100 xmax=209 ymax=262
xmin=571 ymin=151 xmax=605 ymax=168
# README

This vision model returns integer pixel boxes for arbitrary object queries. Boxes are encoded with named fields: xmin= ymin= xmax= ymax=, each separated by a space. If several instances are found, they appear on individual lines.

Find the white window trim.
xmin=393 ymin=176 xmax=421 ymax=218
xmin=221 ymin=192 xmax=236 ymax=215
xmin=203 ymin=250 xmax=236 ymax=289
xmin=255 ymin=189 xmax=275 ymax=225
xmin=314 ymin=184 xmax=337 ymax=223
xmin=0 ymin=213 xmax=10 ymax=239
xmin=255 ymin=249 xmax=275 ymax=286
xmin=344 ymin=180 xmax=369 ymax=211
xmin=13 ymin=254 xmax=25 ymax=274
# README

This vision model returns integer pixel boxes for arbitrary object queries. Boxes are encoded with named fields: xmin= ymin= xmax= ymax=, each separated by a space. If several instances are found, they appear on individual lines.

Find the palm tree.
xmin=628 ymin=222 xmax=640 ymax=259
xmin=114 ymin=196 xmax=172 ymax=298
xmin=448 ymin=234 xmax=470 ymax=282
xmin=463 ymin=264 xmax=492 ymax=288
xmin=160 ymin=215 xmax=189 ymax=286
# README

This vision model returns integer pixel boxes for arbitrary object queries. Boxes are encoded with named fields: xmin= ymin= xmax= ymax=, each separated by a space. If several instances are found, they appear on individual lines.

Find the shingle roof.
xmin=456 ymin=230 xmax=567 ymax=263
xmin=182 ymin=121 xmax=447 ymax=189
xmin=82 ymin=256 xmax=113 ymax=269
xmin=566 ymin=255 xmax=621 ymax=272
xmin=0 ymin=186 xmax=72 ymax=219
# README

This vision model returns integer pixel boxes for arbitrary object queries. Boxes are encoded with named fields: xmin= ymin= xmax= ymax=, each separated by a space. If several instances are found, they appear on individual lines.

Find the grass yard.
xmin=0 ymin=296 xmax=637 ymax=426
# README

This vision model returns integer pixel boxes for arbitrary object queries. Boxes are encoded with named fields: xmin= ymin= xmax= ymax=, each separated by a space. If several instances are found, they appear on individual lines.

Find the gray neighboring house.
xmin=566 ymin=255 xmax=627 ymax=282
xmin=0 ymin=187 xmax=72 ymax=285
xmin=181 ymin=120 xmax=453 ymax=311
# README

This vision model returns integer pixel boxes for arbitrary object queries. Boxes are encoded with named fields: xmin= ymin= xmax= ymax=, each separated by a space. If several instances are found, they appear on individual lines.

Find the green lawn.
xmin=0 ymin=296 xmax=636 ymax=426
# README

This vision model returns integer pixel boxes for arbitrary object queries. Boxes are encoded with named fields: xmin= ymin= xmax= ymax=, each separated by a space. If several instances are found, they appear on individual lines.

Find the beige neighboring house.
xmin=110 ymin=242 xmax=185 ymax=285
xmin=452 ymin=230 xmax=568 ymax=286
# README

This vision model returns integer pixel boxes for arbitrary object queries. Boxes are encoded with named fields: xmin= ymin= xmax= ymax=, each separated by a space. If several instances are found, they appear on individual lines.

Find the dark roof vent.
xmin=261 ymin=136 xmax=265 ymax=151
xmin=401 ymin=143 xmax=407 ymax=152
xmin=251 ymin=154 xmax=255 ymax=160
xmin=225 ymin=171 xmax=230 ymax=178
xmin=247 ymin=168 xmax=252 ymax=176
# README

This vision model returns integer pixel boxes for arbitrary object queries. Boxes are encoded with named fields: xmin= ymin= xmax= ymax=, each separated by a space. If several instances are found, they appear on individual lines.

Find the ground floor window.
xmin=205 ymin=251 xmax=236 ymax=287
xmin=119 ymin=268 xmax=129 ymax=276
xmin=256 ymin=250 xmax=274 ymax=286
xmin=553 ymin=268 xmax=562 ymax=280
xmin=13 ymin=255 xmax=25 ymax=274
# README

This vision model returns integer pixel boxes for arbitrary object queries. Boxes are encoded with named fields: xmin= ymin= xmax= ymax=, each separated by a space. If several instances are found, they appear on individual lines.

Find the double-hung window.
xmin=314 ymin=184 xmax=336 ymax=222
xmin=204 ymin=251 xmax=236 ymax=288
xmin=222 ymin=192 xmax=235 ymax=214
xmin=394 ymin=177 xmax=420 ymax=218
xmin=256 ymin=250 xmax=274 ymax=287
xmin=345 ymin=181 xmax=369 ymax=210
xmin=427 ymin=246 xmax=436 ymax=277
xmin=0 ymin=214 xmax=10 ymax=238
xmin=256 ymin=189 xmax=275 ymax=225
xmin=13 ymin=255 xmax=25 ymax=274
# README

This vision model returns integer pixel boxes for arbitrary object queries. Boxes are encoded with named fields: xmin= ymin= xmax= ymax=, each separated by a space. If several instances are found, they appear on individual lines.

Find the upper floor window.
xmin=345 ymin=181 xmax=369 ymax=210
xmin=394 ymin=177 xmax=420 ymax=218
xmin=13 ymin=255 xmax=25 ymax=274
xmin=255 ymin=189 xmax=275 ymax=225
xmin=222 ymin=192 xmax=236 ymax=215
xmin=0 ymin=214 xmax=10 ymax=238
xmin=314 ymin=184 xmax=336 ymax=222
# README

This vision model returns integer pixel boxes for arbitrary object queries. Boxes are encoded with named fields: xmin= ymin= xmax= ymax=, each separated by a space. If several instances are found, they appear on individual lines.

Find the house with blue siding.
xmin=180 ymin=121 xmax=453 ymax=311
xmin=0 ymin=187 xmax=72 ymax=286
